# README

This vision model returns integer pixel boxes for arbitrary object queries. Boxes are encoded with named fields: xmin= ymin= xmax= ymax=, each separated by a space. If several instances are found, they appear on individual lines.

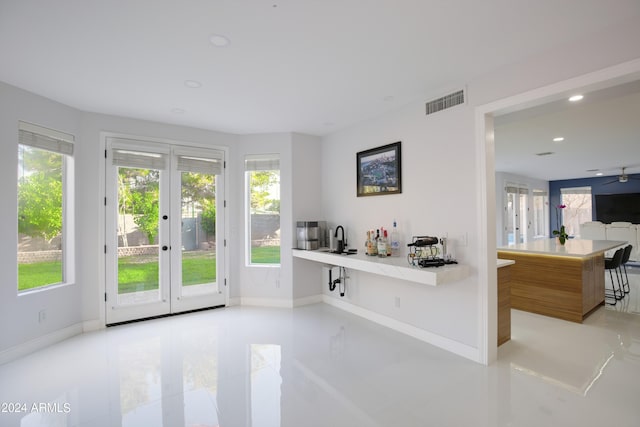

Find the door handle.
xmin=162 ymin=245 xmax=169 ymax=251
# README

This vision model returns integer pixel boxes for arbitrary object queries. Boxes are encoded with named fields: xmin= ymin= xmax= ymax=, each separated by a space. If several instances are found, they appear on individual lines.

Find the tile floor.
xmin=1 ymin=269 xmax=639 ymax=427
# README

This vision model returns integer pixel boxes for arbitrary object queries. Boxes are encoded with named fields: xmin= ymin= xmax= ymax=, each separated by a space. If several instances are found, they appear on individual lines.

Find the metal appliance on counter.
xmin=296 ymin=221 xmax=327 ymax=250
xmin=407 ymin=235 xmax=457 ymax=267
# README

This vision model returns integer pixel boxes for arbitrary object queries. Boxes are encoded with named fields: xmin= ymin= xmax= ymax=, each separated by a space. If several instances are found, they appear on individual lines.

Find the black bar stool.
xmin=604 ymin=247 xmax=624 ymax=305
xmin=620 ymin=245 xmax=633 ymax=294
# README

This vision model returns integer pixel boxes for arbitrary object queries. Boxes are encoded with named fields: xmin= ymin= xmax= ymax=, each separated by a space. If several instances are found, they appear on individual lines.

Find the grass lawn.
xmin=18 ymin=247 xmax=281 ymax=292
xmin=18 ymin=253 xmax=218 ymax=293
xmin=18 ymin=261 xmax=62 ymax=291
xmin=251 ymin=246 xmax=280 ymax=264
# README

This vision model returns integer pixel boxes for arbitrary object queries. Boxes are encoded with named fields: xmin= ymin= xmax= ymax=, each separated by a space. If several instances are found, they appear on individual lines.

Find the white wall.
xmin=0 ymin=82 xmax=83 ymax=355
xmin=291 ymin=133 xmax=323 ymax=301
xmin=320 ymin=101 xmax=480 ymax=351
xmin=495 ymin=172 xmax=549 ymax=246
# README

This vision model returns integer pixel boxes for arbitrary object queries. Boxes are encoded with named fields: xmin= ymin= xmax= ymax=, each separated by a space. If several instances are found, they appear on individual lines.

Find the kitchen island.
xmin=497 ymin=239 xmax=626 ymax=323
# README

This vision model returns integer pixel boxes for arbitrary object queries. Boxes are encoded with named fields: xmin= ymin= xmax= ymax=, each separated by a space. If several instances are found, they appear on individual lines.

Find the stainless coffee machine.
xmin=296 ymin=221 xmax=327 ymax=250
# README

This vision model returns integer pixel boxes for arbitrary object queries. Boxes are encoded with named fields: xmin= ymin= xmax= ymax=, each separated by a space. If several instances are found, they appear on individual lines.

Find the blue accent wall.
xmin=549 ymin=173 xmax=640 ymax=235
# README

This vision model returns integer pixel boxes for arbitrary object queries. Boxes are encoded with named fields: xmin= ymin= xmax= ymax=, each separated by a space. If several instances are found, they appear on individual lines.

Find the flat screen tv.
xmin=595 ymin=193 xmax=640 ymax=223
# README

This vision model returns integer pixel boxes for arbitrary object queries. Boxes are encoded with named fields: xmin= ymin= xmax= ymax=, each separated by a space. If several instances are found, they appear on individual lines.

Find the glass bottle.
xmin=391 ymin=220 xmax=400 ymax=257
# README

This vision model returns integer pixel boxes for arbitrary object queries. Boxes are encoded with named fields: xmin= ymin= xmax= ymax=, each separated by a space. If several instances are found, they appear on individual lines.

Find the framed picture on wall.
xmin=356 ymin=141 xmax=402 ymax=197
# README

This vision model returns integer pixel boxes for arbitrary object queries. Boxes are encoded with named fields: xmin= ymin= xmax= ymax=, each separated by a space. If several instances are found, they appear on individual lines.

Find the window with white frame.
xmin=532 ymin=189 xmax=548 ymax=239
xmin=560 ymin=186 xmax=592 ymax=237
xmin=245 ymin=154 xmax=280 ymax=266
xmin=17 ymin=122 xmax=74 ymax=292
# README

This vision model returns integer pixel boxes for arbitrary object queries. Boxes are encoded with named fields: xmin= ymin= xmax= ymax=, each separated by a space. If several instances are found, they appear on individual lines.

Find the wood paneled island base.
xmin=498 ymin=239 xmax=626 ymax=323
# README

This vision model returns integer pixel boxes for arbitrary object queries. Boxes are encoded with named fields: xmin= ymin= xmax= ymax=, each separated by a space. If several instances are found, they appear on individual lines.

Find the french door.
xmin=105 ymin=138 xmax=226 ymax=324
xmin=504 ymin=185 xmax=529 ymax=245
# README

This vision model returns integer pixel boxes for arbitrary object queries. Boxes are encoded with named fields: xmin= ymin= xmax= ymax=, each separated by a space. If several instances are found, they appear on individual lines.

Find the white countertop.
xmin=497 ymin=259 xmax=515 ymax=268
xmin=498 ymin=239 xmax=627 ymax=258
xmin=292 ymin=249 xmax=469 ymax=286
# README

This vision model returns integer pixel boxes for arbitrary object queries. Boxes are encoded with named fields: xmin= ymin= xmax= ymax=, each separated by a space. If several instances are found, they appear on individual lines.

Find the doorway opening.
xmin=477 ymin=59 xmax=640 ymax=364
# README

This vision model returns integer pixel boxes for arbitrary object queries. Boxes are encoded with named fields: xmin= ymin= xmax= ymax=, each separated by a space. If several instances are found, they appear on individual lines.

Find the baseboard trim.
xmin=238 ymin=295 xmax=323 ymax=308
xmin=82 ymin=319 xmax=104 ymax=332
xmin=0 ymin=323 xmax=83 ymax=366
xmin=293 ymin=294 xmax=323 ymax=307
xmin=322 ymin=295 xmax=480 ymax=363
xmin=240 ymin=297 xmax=294 ymax=308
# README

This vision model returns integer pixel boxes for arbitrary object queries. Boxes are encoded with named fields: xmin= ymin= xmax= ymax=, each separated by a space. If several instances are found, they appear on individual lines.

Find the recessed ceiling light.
xmin=569 ymin=94 xmax=584 ymax=102
xmin=184 ymin=80 xmax=202 ymax=88
xmin=171 ymin=108 xmax=185 ymax=114
xmin=596 ymin=172 xmax=604 ymax=176
xmin=553 ymin=137 xmax=564 ymax=142
xmin=209 ymin=34 xmax=230 ymax=47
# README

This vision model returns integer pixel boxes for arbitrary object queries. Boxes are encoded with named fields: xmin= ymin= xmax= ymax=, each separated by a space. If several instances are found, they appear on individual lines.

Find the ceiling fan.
xmin=602 ymin=167 xmax=640 ymax=185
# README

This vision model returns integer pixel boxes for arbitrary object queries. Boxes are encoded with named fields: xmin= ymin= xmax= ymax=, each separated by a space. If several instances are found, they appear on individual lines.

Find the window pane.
xmin=248 ymin=170 xmax=280 ymax=265
xmin=116 ymin=167 xmax=161 ymax=304
xmin=17 ymin=145 xmax=64 ymax=291
xmin=561 ymin=188 xmax=592 ymax=237
xmin=181 ymin=171 xmax=217 ymax=292
xmin=532 ymin=190 xmax=548 ymax=239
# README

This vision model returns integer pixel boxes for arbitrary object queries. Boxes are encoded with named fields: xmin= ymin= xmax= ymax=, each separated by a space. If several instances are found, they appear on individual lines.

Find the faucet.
xmin=334 ymin=225 xmax=345 ymax=253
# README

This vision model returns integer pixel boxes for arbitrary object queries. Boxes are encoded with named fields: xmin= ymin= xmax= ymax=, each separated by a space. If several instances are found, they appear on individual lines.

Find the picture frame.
xmin=356 ymin=141 xmax=402 ymax=197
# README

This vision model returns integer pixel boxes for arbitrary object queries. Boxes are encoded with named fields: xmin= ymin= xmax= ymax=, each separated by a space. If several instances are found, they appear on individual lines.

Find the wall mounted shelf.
xmin=292 ymin=249 xmax=469 ymax=286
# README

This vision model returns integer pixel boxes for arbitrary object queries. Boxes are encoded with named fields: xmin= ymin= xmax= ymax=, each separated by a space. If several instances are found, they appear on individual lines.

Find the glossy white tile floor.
xmin=1 ymin=271 xmax=640 ymax=427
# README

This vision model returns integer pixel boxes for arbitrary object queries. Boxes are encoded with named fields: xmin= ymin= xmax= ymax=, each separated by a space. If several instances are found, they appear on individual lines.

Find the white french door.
xmin=504 ymin=184 xmax=529 ymax=245
xmin=105 ymin=138 xmax=226 ymax=324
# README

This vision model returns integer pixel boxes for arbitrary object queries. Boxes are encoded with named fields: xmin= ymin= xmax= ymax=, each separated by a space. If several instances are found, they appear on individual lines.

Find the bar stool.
xmin=604 ymin=248 xmax=624 ymax=305
xmin=620 ymin=245 xmax=633 ymax=294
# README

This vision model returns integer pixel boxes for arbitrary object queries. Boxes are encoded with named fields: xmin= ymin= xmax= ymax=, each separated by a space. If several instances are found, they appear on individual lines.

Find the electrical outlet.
xmin=38 ymin=309 xmax=46 ymax=323
xmin=394 ymin=297 xmax=401 ymax=308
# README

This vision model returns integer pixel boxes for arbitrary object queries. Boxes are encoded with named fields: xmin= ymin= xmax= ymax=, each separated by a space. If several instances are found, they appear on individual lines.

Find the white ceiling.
xmin=494 ymin=79 xmax=640 ymax=182
xmin=1 ymin=0 xmax=639 ymax=137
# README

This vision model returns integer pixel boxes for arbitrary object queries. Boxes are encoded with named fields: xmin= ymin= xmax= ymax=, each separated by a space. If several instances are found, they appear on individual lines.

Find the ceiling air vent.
xmin=536 ymin=152 xmax=554 ymax=156
xmin=425 ymin=89 xmax=465 ymax=115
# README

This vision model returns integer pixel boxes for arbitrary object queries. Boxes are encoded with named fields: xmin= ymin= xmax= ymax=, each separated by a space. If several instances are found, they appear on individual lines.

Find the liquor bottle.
xmin=372 ymin=229 xmax=379 ymax=256
xmin=391 ymin=220 xmax=400 ymax=257
xmin=377 ymin=228 xmax=387 ymax=257
xmin=385 ymin=229 xmax=392 ymax=256
xmin=366 ymin=230 xmax=375 ymax=256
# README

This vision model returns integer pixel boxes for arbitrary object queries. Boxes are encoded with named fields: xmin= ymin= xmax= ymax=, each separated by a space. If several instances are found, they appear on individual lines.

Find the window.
xmin=17 ymin=122 xmax=74 ymax=292
xmin=504 ymin=185 xmax=528 ymax=244
xmin=245 ymin=155 xmax=280 ymax=265
xmin=532 ymin=189 xmax=548 ymax=239
xmin=560 ymin=186 xmax=592 ymax=237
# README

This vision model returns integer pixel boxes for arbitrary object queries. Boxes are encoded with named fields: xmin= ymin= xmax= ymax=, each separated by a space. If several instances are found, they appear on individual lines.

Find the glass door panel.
xmin=504 ymin=185 xmax=529 ymax=245
xmin=519 ymin=192 xmax=528 ymax=243
xmin=179 ymin=171 xmax=217 ymax=297
xmin=506 ymin=191 xmax=516 ymax=245
xmin=116 ymin=166 xmax=162 ymax=306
